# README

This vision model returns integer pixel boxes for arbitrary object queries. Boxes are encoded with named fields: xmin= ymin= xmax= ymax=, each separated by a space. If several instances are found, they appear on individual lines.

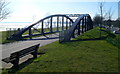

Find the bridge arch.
xmin=8 ymin=14 xmax=74 ymax=40
xmin=59 ymin=14 xmax=93 ymax=43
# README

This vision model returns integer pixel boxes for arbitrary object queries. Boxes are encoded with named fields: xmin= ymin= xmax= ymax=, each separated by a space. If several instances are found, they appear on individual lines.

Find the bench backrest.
xmin=10 ymin=44 xmax=40 ymax=60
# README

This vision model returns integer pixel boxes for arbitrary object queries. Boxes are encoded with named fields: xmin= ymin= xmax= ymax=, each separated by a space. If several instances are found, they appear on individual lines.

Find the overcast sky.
xmin=2 ymin=0 xmax=119 ymax=23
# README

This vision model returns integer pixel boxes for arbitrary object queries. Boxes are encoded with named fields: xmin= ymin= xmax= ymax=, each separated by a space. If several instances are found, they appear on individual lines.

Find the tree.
xmin=0 ymin=0 xmax=11 ymax=21
xmin=115 ymin=18 xmax=120 ymax=27
xmin=93 ymin=14 xmax=104 ymax=26
xmin=117 ymin=17 xmax=120 ymax=21
xmin=98 ymin=2 xmax=108 ymax=23
xmin=98 ymin=2 xmax=115 ymax=27
xmin=98 ymin=2 xmax=107 ymax=39
xmin=106 ymin=7 xmax=114 ymax=27
xmin=99 ymin=2 xmax=105 ymax=25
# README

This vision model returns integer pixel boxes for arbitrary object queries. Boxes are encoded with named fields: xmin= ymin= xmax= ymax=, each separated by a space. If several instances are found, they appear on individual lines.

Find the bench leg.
xmin=11 ymin=58 xmax=19 ymax=69
xmin=31 ymin=50 xmax=37 ymax=58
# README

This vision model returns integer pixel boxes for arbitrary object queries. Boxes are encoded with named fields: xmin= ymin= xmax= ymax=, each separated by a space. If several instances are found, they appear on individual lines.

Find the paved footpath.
xmin=0 ymin=33 xmax=59 ymax=68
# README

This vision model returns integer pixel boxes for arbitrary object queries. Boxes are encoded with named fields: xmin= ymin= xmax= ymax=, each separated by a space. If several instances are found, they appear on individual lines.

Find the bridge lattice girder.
xmin=8 ymin=14 xmax=93 ymax=41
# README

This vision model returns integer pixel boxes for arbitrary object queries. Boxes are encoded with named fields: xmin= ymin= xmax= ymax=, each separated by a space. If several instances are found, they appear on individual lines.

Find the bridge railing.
xmin=59 ymin=14 xmax=93 ymax=43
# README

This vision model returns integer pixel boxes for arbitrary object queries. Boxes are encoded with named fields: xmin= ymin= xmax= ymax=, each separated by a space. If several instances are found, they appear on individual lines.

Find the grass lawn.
xmin=1 ymin=27 xmax=119 ymax=73
xmin=75 ymin=27 xmax=120 ymax=48
xmin=17 ymin=40 xmax=118 ymax=72
xmin=15 ymin=27 xmax=118 ymax=72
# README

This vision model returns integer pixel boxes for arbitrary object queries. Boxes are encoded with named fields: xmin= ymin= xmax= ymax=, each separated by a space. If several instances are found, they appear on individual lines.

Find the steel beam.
xmin=66 ymin=18 xmax=68 ymax=30
xmin=50 ymin=17 xmax=53 ymax=32
xmin=62 ymin=17 xmax=64 ymax=30
xmin=87 ymin=17 xmax=89 ymax=31
xmin=82 ymin=18 xmax=84 ymax=33
xmin=85 ymin=16 xmax=87 ymax=32
xmin=41 ymin=21 xmax=44 ymax=34
xmin=29 ymin=28 xmax=32 ymax=39
xmin=78 ymin=21 xmax=80 ymax=35
xmin=57 ymin=16 xmax=59 ymax=31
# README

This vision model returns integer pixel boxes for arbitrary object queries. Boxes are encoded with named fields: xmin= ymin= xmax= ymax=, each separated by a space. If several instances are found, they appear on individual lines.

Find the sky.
xmin=2 ymin=0 xmax=119 ymax=23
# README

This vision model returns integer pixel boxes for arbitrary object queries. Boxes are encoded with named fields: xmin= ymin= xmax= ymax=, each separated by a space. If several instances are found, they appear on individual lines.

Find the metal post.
xmin=50 ymin=17 xmax=52 ymax=32
xmin=82 ymin=18 xmax=84 ymax=33
xmin=62 ymin=17 xmax=64 ymax=30
xmin=86 ymin=18 xmax=89 ymax=31
xmin=88 ymin=16 xmax=93 ymax=30
xmin=41 ymin=21 xmax=44 ymax=34
xmin=78 ymin=21 xmax=80 ymax=35
xmin=69 ymin=21 xmax=72 ymax=28
xmin=85 ymin=17 xmax=87 ymax=32
xmin=57 ymin=16 xmax=59 ymax=31
xmin=47 ymin=19 xmax=50 ymax=31
xmin=87 ymin=17 xmax=91 ymax=30
xmin=68 ymin=21 xmax=70 ymax=29
xmin=29 ymin=28 xmax=32 ymax=39
xmin=66 ymin=18 xmax=68 ymax=30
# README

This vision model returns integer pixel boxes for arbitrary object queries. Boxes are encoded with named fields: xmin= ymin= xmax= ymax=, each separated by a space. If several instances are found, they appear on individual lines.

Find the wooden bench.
xmin=2 ymin=44 xmax=40 ymax=68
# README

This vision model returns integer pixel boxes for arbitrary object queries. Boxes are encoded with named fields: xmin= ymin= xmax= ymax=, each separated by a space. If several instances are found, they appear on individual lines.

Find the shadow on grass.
xmin=2 ymin=53 xmax=45 ymax=74
xmin=2 ymin=58 xmax=34 ymax=74
xmin=70 ymin=37 xmax=108 ymax=43
xmin=70 ymin=29 xmax=116 ymax=43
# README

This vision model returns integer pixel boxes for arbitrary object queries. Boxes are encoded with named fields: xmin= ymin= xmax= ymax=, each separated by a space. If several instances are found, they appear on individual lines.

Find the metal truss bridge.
xmin=7 ymin=14 xmax=93 ymax=43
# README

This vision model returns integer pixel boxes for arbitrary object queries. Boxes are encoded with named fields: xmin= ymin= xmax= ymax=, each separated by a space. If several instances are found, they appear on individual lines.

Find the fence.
xmin=6 ymin=28 xmax=24 ymax=40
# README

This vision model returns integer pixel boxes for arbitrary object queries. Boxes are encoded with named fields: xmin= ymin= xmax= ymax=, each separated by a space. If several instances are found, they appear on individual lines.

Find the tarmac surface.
xmin=0 ymin=33 xmax=59 ymax=68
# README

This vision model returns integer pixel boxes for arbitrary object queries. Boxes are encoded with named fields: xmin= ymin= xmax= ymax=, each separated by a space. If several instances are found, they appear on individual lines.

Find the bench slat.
xmin=2 ymin=44 xmax=40 ymax=65
xmin=19 ymin=46 xmax=36 ymax=56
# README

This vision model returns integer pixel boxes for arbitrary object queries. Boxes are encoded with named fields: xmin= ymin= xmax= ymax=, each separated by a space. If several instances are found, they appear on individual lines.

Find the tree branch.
xmin=0 ymin=0 xmax=11 ymax=21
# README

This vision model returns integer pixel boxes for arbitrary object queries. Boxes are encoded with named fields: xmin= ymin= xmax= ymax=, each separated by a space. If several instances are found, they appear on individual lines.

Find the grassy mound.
xmin=76 ymin=27 xmax=120 ymax=48
xmin=75 ymin=27 xmax=109 ymax=40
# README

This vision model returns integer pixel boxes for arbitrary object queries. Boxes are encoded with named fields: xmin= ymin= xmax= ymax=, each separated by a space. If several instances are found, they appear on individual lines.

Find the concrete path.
xmin=0 ymin=33 xmax=59 ymax=68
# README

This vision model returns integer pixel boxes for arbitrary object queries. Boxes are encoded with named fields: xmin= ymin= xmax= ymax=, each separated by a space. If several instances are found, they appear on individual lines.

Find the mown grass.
xmin=1 ymin=27 xmax=119 ymax=73
xmin=17 ymin=40 xmax=118 ymax=72
xmin=106 ymin=34 xmax=120 ymax=49
xmin=75 ymin=27 xmax=108 ymax=40
xmin=9 ymin=27 xmax=118 ymax=72
xmin=75 ymin=27 xmax=120 ymax=48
